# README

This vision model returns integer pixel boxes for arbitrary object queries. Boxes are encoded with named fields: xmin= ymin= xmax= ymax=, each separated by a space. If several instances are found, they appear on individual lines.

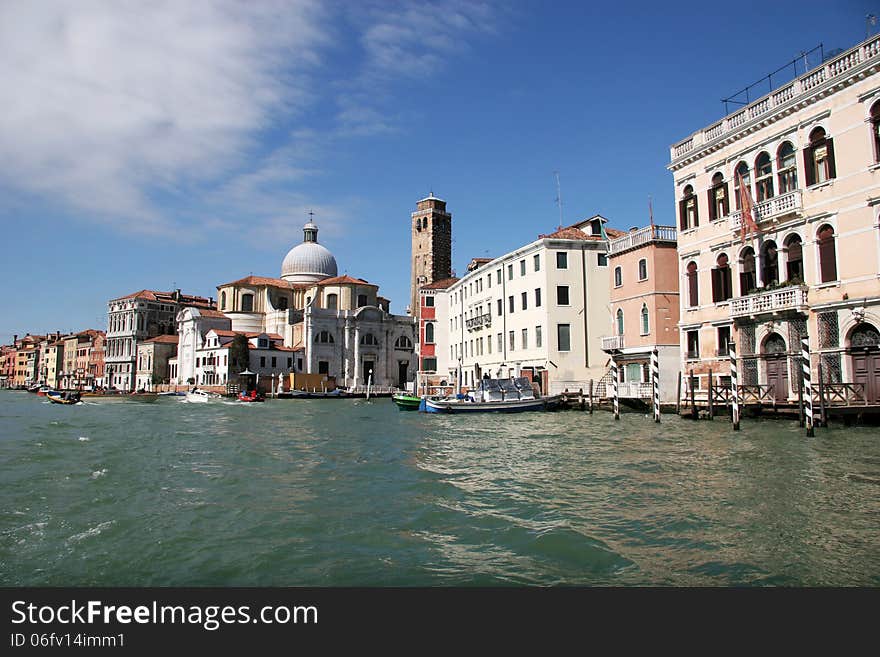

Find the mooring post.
xmin=611 ymin=356 xmax=620 ymax=421
xmin=652 ymin=348 xmax=660 ymax=423
xmin=676 ymin=371 xmax=682 ymax=415
xmin=729 ymin=342 xmax=740 ymax=431
xmin=817 ymin=360 xmax=828 ymax=428
xmin=578 ymin=387 xmax=584 ymax=411
xmin=802 ymin=337 xmax=814 ymax=437
xmin=707 ymin=368 xmax=714 ymax=420
xmin=797 ymin=374 xmax=805 ymax=427
xmin=689 ymin=369 xmax=697 ymax=420
xmin=588 ymin=379 xmax=594 ymax=414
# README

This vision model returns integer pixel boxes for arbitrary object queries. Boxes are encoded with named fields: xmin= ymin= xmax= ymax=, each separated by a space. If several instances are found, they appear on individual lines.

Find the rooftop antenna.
xmin=648 ymin=196 xmax=655 ymax=229
xmin=554 ymin=171 xmax=564 ymax=230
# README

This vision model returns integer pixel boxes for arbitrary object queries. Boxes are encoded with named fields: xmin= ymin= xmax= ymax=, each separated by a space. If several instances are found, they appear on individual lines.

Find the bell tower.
xmin=410 ymin=194 xmax=452 ymax=320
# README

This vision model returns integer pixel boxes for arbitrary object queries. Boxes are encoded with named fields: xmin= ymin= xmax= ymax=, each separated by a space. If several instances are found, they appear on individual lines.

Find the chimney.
xmin=13 ymin=334 xmax=17 ymax=344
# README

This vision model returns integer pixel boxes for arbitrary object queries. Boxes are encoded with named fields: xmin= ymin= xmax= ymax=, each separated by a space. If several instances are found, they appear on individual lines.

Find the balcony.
xmin=608 ymin=225 xmax=677 ymax=255
xmin=465 ymin=313 xmax=492 ymax=331
xmin=601 ymin=335 xmax=625 ymax=352
xmin=728 ymin=190 xmax=802 ymax=232
xmin=671 ymin=34 xmax=880 ymax=164
xmin=729 ymin=285 xmax=808 ymax=319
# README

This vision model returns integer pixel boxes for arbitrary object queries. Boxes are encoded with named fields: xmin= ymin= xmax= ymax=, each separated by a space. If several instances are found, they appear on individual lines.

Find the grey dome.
xmin=281 ymin=221 xmax=338 ymax=284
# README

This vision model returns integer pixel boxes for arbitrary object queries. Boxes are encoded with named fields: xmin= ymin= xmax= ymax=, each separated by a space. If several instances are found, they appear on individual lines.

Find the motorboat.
xmin=391 ymin=393 xmax=422 ymax=410
xmin=46 ymin=390 xmax=81 ymax=405
xmin=423 ymin=377 xmax=561 ymax=414
xmin=185 ymin=388 xmax=222 ymax=403
xmin=238 ymin=390 xmax=265 ymax=402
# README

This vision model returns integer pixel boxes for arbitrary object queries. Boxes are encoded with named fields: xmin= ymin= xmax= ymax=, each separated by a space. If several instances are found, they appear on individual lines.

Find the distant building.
xmin=213 ymin=220 xmax=415 ymax=390
xmin=171 ymin=308 xmax=232 ymax=386
xmin=410 ymin=195 xmax=452 ymax=321
xmin=416 ymin=277 xmax=458 ymax=393
xmin=105 ymin=289 xmax=216 ymax=391
xmin=602 ymin=225 xmax=680 ymax=402
xmin=429 ymin=216 xmax=621 ymax=395
xmin=136 ymin=335 xmax=178 ymax=391
xmin=668 ymin=35 xmax=880 ymax=403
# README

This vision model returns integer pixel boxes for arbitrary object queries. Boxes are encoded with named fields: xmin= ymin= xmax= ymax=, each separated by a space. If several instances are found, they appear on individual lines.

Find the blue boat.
xmin=423 ymin=378 xmax=560 ymax=414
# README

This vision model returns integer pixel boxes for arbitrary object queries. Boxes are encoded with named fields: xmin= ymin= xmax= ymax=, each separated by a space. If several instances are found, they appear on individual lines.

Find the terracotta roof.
xmin=316 ymin=275 xmax=376 ymax=287
xmin=144 ymin=335 xmax=179 ymax=344
xmin=196 ymin=309 xmax=228 ymax=318
xmin=210 ymin=329 xmax=240 ymax=337
xmin=605 ymin=228 xmax=627 ymax=238
xmin=112 ymin=289 xmax=215 ymax=308
xmin=539 ymin=226 xmax=603 ymax=241
xmin=421 ymin=277 xmax=459 ymax=290
xmin=218 ymin=275 xmax=305 ymax=289
xmin=245 ymin=332 xmax=284 ymax=340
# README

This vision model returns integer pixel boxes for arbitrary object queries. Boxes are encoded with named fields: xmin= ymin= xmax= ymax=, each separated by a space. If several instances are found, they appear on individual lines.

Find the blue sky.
xmin=0 ymin=0 xmax=871 ymax=343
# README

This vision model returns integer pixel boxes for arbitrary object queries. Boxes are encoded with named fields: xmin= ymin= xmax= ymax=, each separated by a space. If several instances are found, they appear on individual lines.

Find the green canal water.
xmin=1 ymin=390 xmax=878 ymax=586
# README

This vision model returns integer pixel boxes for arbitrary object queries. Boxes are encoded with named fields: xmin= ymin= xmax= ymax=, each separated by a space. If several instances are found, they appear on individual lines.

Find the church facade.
xmin=204 ymin=220 xmax=416 ymax=390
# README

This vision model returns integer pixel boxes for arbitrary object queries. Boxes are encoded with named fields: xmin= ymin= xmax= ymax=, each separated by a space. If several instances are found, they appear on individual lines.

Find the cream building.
xmin=212 ymin=220 xmax=416 ymax=390
xmin=430 ymin=216 xmax=621 ymax=395
xmin=668 ymin=35 xmax=880 ymax=403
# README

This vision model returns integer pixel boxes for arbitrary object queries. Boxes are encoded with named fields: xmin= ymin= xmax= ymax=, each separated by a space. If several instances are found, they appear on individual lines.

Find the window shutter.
xmin=689 ymin=271 xmax=698 ymax=306
xmin=722 ymin=183 xmax=729 ymax=215
xmin=707 ymin=189 xmax=716 ymax=222
xmin=819 ymin=234 xmax=837 ymax=283
xmin=825 ymin=138 xmax=836 ymax=179
xmin=804 ymin=147 xmax=815 ymax=187
xmin=679 ymin=199 xmax=687 ymax=230
xmin=711 ymin=268 xmax=721 ymax=302
xmin=693 ymin=197 xmax=699 ymax=227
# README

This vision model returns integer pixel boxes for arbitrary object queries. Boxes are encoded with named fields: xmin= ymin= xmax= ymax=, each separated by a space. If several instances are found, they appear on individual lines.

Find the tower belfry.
xmin=410 ymin=193 xmax=452 ymax=320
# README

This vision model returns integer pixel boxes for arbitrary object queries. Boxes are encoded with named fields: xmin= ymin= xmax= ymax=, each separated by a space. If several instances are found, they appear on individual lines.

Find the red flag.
xmin=736 ymin=168 xmax=759 ymax=243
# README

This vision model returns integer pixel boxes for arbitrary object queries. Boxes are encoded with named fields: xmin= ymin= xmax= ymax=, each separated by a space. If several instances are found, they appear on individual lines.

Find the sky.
xmin=0 ymin=0 xmax=874 ymax=344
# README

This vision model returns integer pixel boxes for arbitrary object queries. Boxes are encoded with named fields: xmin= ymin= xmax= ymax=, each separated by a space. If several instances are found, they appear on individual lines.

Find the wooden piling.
xmin=707 ymin=369 xmax=714 ymax=420
xmin=588 ymin=379 xmax=594 ymax=414
xmin=817 ymin=360 xmax=828 ymax=428
xmin=689 ymin=370 xmax=697 ymax=420
xmin=676 ymin=372 xmax=681 ymax=415
xmin=797 ymin=375 xmax=805 ymax=428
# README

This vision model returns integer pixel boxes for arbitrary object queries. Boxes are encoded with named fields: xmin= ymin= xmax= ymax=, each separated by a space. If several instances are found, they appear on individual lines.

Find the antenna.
xmin=648 ymin=196 xmax=654 ymax=228
xmin=554 ymin=171 xmax=564 ymax=230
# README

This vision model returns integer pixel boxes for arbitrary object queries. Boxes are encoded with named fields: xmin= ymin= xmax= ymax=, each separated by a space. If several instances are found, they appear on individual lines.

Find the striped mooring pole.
xmin=611 ymin=355 xmax=620 ymax=421
xmin=651 ymin=348 xmax=660 ymax=423
xmin=802 ymin=337 xmax=814 ymax=437
xmin=729 ymin=341 xmax=740 ymax=431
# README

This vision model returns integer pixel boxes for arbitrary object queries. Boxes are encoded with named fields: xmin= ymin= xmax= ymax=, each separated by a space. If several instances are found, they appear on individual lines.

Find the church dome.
xmin=281 ymin=220 xmax=338 ymax=284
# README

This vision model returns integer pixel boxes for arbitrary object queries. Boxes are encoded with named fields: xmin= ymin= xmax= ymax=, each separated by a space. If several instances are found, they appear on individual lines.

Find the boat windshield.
xmin=480 ymin=379 xmax=502 ymax=392
xmin=498 ymin=379 xmax=518 ymax=394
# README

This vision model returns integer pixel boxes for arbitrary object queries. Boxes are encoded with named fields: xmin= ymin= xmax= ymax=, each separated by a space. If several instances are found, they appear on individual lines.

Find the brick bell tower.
xmin=410 ymin=194 xmax=452 ymax=320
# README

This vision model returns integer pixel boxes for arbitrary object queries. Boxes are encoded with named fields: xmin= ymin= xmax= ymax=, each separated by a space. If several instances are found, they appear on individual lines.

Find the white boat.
xmin=424 ymin=377 xmax=561 ymax=414
xmin=185 ymin=388 xmax=222 ymax=403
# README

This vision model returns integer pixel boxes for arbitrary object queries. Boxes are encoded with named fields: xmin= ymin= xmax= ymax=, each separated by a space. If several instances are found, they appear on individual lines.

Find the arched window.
xmin=708 ymin=172 xmax=728 ymax=221
xmin=638 ymin=258 xmax=648 ymax=281
xmin=220 ymin=292 xmax=226 ymax=310
xmin=785 ymin=235 xmax=803 ymax=282
xmin=360 ymin=333 xmax=378 ymax=346
xmin=425 ymin=323 xmax=435 ymax=344
xmin=755 ymin=152 xmax=774 ymax=201
xmin=777 ymin=142 xmax=798 ymax=193
xmin=872 ymin=102 xmax=880 ymax=162
xmin=614 ymin=266 xmax=622 ymax=287
xmin=761 ymin=240 xmax=779 ymax=286
xmin=640 ymin=304 xmax=649 ymax=335
xmin=805 ymin=127 xmax=835 ymax=185
xmin=679 ymin=184 xmax=698 ymax=230
xmin=817 ymin=224 xmax=837 ymax=283
xmin=241 ymin=293 xmax=254 ymax=312
xmin=326 ymin=293 xmax=338 ymax=310
xmin=739 ymin=247 xmax=757 ymax=294
xmin=394 ymin=336 xmax=413 ymax=350
xmin=712 ymin=253 xmax=732 ymax=302
xmin=734 ymin=162 xmax=751 ymax=210
xmin=686 ymin=261 xmax=698 ymax=307
xmin=616 ymin=309 xmax=624 ymax=336
xmin=315 ymin=331 xmax=334 ymax=344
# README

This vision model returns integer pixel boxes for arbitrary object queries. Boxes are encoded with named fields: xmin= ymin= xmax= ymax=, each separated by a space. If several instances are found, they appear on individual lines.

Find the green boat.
xmin=391 ymin=393 xmax=422 ymax=411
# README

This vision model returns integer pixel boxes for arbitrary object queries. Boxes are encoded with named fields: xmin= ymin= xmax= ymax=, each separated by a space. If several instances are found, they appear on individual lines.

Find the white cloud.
xmin=0 ymin=0 xmax=328 ymax=232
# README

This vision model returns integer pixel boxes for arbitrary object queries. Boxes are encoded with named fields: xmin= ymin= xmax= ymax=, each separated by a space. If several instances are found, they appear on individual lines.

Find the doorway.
xmin=849 ymin=323 xmax=880 ymax=403
xmin=762 ymin=332 xmax=788 ymax=401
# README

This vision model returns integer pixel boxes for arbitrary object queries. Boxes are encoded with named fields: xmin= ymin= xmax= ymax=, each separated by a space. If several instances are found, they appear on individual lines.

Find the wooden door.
xmin=852 ymin=351 xmax=880 ymax=403
xmin=766 ymin=356 xmax=789 ymax=401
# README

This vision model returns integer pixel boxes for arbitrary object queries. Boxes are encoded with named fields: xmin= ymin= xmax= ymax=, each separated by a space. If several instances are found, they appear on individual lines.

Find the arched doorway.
xmin=848 ymin=323 xmax=880 ymax=403
xmin=762 ymin=332 xmax=788 ymax=401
